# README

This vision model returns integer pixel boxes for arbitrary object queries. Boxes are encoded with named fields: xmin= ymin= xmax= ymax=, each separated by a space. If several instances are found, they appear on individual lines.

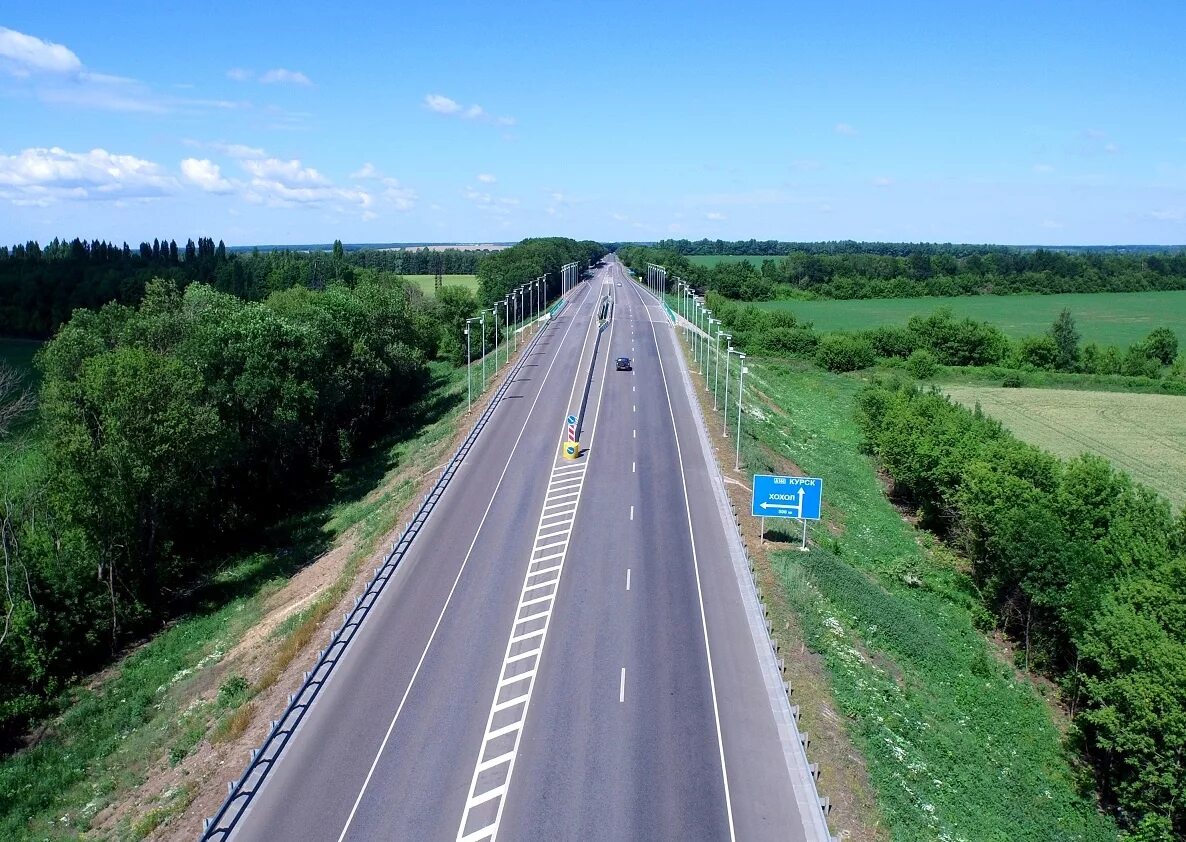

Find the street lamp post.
xmin=723 ymin=343 xmax=739 ymax=435
xmin=492 ymin=306 xmax=500 ymax=372
xmin=715 ymin=332 xmax=731 ymax=409
xmin=735 ymin=354 xmax=747 ymax=469
xmin=480 ymin=311 xmax=487 ymax=392
xmin=702 ymin=317 xmax=711 ymax=388
xmin=465 ymin=316 xmax=481 ymax=412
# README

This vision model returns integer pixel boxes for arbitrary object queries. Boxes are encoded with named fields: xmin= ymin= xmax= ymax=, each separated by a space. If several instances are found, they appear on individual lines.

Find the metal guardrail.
xmin=633 ymin=280 xmax=834 ymax=840
xmin=200 ymin=313 xmax=557 ymax=841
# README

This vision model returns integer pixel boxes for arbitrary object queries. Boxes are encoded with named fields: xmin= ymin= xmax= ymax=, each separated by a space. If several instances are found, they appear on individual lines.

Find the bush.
xmin=758 ymin=326 xmax=819 ymax=356
xmin=1016 ymin=335 xmax=1060 ymax=370
xmin=857 ymin=381 xmax=1186 ymax=835
xmin=907 ymin=308 xmax=1011 ymax=366
xmin=905 ymin=348 xmax=938 ymax=379
xmin=1002 ymin=374 xmax=1023 ymax=387
xmin=1144 ymin=327 xmax=1179 ymax=366
xmin=816 ymin=333 xmax=875 ymax=372
xmin=865 ymin=325 xmax=918 ymax=358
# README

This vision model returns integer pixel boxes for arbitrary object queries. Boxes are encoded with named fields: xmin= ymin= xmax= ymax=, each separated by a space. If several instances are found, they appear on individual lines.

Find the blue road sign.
xmin=751 ymin=474 xmax=823 ymax=520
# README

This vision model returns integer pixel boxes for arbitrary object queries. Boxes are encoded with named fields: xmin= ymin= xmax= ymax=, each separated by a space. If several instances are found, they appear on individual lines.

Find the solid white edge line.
xmin=333 ymin=281 xmax=597 ymax=842
xmin=628 ymin=279 xmax=737 ymax=841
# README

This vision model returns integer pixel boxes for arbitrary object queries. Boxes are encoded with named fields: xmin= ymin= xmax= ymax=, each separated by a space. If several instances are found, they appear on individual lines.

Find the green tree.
xmin=1049 ymin=308 xmax=1080 ymax=371
xmin=1016 ymin=335 xmax=1060 ymax=370
xmin=43 ymin=346 xmax=224 ymax=626
xmin=1143 ymin=327 xmax=1179 ymax=366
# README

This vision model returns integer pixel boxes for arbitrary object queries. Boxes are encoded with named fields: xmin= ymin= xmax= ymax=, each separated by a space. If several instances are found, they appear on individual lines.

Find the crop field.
xmin=944 ymin=385 xmax=1186 ymax=509
xmin=756 ymin=289 xmax=1186 ymax=346
xmin=401 ymin=274 xmax=479 ymax=295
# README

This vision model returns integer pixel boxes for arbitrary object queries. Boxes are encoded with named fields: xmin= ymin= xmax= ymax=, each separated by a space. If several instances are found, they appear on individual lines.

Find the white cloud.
xmin=216 ymin=142 xmax=266 ymax=159
xmin=425 ymin=93 xmax=513 ymax=125
xmin=791 ymin=159 xmax=822 ymax=171
xmin=1148 ymin=208 xmax=1184 ymax=222
xmin=872 ymin=176 xmax=894 ymax=186
xmin=477 ymin=173 xmax=497 ymax=183
xmin=705 ymin=211 xmax=726 ymax=221
xmin=180 ymin=158 xmax=233 ymax=193
xmin=1032 ymin=163 xmax=1054 ymax=173
xmin=0 ymin=26 xmax=81 ymax=74
xmin=240 ymin=157 xmax=328 ymax=186
xmin=425 ymin=93 xmax=461 ymax=114
xmin=0 ymin=146 xmax=176 ymax=205
xmin=226 ymin=67 xmax=252 ymax=82
xmin=260 ymin=68 xmax=312 ymax=86
xmin=346 ymin=162 xmax=417 ymax=211
xmin=1041 ymin=218 xmax=1065 ymax=229
xmin=0 ymin=26 xmax=235 ymax=113
xmin=834 ymin=122 xmax=857 ymax=135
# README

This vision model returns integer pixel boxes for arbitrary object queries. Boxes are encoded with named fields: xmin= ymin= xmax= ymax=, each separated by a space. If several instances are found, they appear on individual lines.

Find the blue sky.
xmin=2 ymin=0 xmax=1185 ymax=246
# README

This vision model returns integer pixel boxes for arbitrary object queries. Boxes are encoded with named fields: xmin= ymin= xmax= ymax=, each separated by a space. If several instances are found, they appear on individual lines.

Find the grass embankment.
xmin=755 ymin=289 xmax=1186 ymax=347
xmin=943 ymin=385 xmax=1186 ymax=510
xmin=732 ymin=360 xmax=1116 ymax=841
xmin=0 ymin=360 xmax=477 ymax=839
xmin=401 ymin=273 xmax=479 ymax=295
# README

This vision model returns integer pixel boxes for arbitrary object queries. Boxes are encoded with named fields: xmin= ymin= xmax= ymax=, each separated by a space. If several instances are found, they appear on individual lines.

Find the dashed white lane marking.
xmin=619 ymin=668 xmax=626 ymax=703
xmin=626 ymin=568 xmax=631 ymax=591
xmin=633 ymin=404 xmax=637 ymax=412
xmin=633 ymin=429 xmax=636 ymax=439
xmin=630 ymin=505 xmax=634 ymax=521
xmin=456 ymin=459 xmax=588 ymax=842
xmin=632 ymin=461 xmax=635 ymax=473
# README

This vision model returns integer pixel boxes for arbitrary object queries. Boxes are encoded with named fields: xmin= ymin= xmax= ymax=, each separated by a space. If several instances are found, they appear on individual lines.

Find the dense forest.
xmin=859 ymin=381 xmax=1186 ymax=838
xmin=618 ymin=244 xmax=1186 ymax=302
xmin=0 ymin=235 xmax=602 ymax=744
xmin=0 ymin=239 xmax=491 ymax=339
xmin=655 ymin=237 xmax=1186 ymax=258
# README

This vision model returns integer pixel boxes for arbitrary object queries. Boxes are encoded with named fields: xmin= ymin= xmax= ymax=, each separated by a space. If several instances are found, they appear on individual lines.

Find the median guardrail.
xmin=200 ymin=305 xmax=559 ymax=841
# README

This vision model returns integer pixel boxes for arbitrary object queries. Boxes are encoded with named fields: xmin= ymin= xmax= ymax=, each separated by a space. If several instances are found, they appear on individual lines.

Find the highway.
xmin=220 ymin=256 xmax=829 ymax=841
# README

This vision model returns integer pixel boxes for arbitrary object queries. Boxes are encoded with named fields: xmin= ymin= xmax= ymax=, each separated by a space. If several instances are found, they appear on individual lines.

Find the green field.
xmin=401 ymin=274 xmax=479 ymax=295
xmin=756 ymin=289 xmax=1186 ymax=346
xmin=686 ymin=254 xmax=770 ymax=267
xmin=944 ymin=385 xmax=1186 ymax=509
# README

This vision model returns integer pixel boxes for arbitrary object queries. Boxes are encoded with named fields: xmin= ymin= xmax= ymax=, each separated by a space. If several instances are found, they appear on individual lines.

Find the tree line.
xmin=477 ymin=237 xmax=604 ymax=306
xmin=0 ymin=276 xmax=442 ymax=741
xmin=858 ymin=379 xmax=1186 ymax=838
xmin=656 ymin=237 xmax=1185 ymax=258
xmin=0 ymin=239 xmax=497 ymax=339
xmin=617 ymin=244 xmax=1186 ymax=303
xmin=345 ymin=247 xmax=487 ymax=275
xmin=0 ymin=235 xmax=605 ymax=743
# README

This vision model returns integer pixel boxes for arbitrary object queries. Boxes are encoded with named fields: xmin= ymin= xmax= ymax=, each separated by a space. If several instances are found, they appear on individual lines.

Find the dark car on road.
xmin=616 ymin=356 xmax=632 ymax=371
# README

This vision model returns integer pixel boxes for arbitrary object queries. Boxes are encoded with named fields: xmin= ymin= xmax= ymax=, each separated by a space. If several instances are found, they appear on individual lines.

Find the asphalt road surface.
xmin=225 ymin=256 xmax=829 ymax=841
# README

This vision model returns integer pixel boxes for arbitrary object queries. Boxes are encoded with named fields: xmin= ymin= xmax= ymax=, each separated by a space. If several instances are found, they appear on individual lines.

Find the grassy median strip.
xmin=733 ymin=360 xmax=1117 ymax=840
xmin=0 ymin=362 xmax=470 ymax=839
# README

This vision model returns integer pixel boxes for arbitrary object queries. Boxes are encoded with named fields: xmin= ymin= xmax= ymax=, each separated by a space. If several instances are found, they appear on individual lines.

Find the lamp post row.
xmin=649 ymin=263 xmax=750 ymax=474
